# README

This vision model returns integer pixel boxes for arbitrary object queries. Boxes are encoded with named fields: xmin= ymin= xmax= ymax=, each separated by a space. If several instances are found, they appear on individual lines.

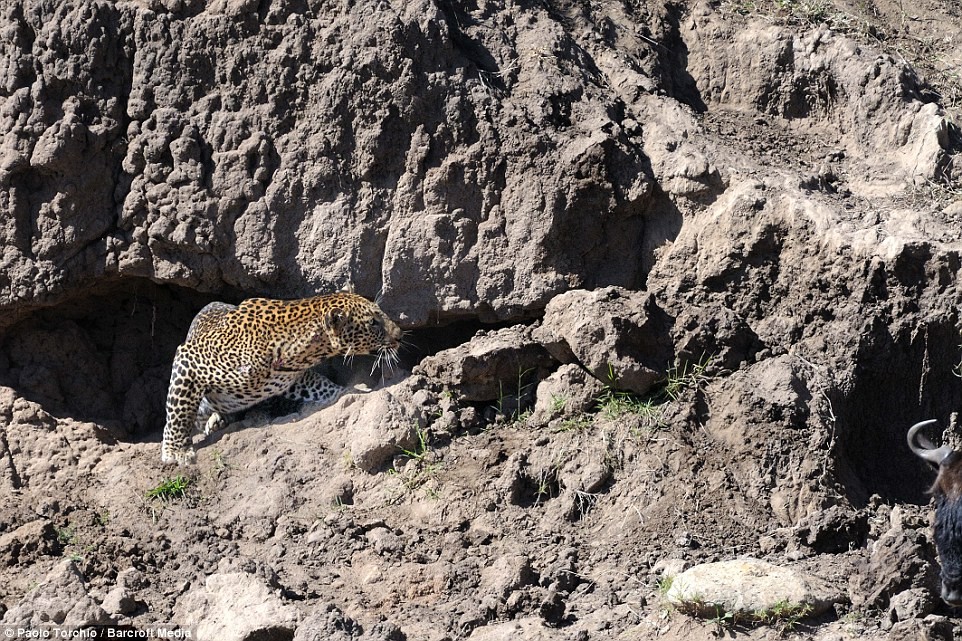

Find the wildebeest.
xmin=907 ymin=419 xmax=962 ymax=606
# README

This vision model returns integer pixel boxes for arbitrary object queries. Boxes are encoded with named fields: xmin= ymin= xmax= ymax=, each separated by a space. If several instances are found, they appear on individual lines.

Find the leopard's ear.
xmin=324 ymin=308 xmax=348 ymax=332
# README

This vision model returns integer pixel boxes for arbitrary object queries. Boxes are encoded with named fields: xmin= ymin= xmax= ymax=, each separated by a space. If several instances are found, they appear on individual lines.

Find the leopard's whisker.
xmin=373 ymin=346 xmax=397 ymax=379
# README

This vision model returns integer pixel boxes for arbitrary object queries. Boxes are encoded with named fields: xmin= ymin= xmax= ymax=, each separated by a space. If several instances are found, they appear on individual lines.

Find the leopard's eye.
xmin=370 ymin=317 xmax=379 ymax=326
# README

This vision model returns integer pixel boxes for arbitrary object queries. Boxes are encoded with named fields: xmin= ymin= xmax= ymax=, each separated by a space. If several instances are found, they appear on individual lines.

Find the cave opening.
xmin=0 ymin=279 xmax=216 ymax=437
xmin=0 ymin=279 xmax=510 ymax=440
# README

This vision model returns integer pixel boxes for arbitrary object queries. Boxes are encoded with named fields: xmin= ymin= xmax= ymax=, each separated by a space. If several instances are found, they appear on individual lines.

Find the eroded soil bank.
xmin=2 ymin=0 xmax=962 ymax=639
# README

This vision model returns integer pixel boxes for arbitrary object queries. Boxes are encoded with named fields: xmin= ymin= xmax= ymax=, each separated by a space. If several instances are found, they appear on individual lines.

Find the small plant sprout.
xmin=707 ymin=605 xmax=736 ymax=633
xmin=757 ymin=600 xmax=814 ymax=633
xmin=605 ymin=362 xmax=618 ymax=386
xmin=597 ymin=363 xmax=634 ymax=417
xmin=398 ymin=425 xmax=429 ymax=462
xmin=664 ymin=354 xmax=715 ymax=401
xmin=671 ymin=592 xmax=815 ymax=634
xmin=598 ymin=389 xmax=662 ymax=420
xmin=591 ymin=358 xmax=716 ymax=433
xmin=533 ymin=466 xmax=561 ymax=506
xmin=56 ymin=525 xmax=76 ymax=546
xmin=494 ymin=367 xmax=536 ymax=421
xmin=656 ymin=575 xmax=674 ymax=596
xmin=386 ymin=425 xmax=444 ymax=503
xmin=56 ymin=524 xmax=95 ymax=562
xmin=208 ymin=449 xmax=230 ymax=478
xmin=556 ymin=415 xmax=593 ymax=432
xmin=550 ymin=394 xmax=568 ymax=414
xmin=596 ymin=367 xmax=666 ymax=429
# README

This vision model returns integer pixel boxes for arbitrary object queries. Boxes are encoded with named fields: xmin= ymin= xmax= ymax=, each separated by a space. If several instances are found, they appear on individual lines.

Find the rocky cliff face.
xmin=2 ymin=0 xmax=956 ymax=426
xmin=2 ymin=0 xmax=962 ymax=638
xmin=1 ymin=0 xmax=659 ymax=324
xmin=4 ymin=0 xmax=950 ymax=321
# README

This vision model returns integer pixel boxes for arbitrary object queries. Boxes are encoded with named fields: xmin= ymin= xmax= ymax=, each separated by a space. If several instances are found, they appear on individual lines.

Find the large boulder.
xmin=327 ymin=383 xmax=432 ymax=473
xmin=0 ymin=0 xmax=653 ymax=326
xmin=532 ymin=287 xmax=673 ymax=395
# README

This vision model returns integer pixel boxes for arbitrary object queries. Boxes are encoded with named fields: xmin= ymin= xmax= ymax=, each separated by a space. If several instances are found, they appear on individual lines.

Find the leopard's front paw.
xmin=161 ymin=443 xmax=197 ymax=466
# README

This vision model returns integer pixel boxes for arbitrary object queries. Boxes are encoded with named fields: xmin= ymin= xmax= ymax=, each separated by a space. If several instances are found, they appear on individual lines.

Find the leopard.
xmin=161 ymin=292 xmax=402 ymax=465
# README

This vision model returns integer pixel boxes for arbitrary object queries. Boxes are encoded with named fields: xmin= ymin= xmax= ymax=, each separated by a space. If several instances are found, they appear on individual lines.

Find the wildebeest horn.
xmin=908 ymin=419 xmax=957 ymax=466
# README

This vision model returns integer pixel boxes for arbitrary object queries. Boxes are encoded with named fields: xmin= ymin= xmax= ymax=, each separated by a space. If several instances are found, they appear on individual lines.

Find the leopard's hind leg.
xmin=161 ymin=348 xmax=205 ymax=465
xmin=195 ymin=397 xmax=230 ymax=438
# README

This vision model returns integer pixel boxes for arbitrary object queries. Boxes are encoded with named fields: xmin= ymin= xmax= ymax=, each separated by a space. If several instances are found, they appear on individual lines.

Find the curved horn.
xmin=907 ymin=419 xmax=957 ymax=466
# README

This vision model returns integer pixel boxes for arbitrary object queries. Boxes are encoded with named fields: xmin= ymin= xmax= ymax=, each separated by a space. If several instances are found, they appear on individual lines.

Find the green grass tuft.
xmin=398 ymin=426 xmax=429 ymax=462
xmin=663 ymin=355 xmax=715 ymax=402
xmin=145 ymin=475 xmax=192 ymax=502
xmin=55 ymin=525 xmax=76 ymax=546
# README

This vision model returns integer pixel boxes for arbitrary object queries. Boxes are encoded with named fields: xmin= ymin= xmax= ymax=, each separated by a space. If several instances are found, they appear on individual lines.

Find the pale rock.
xmin=889 ymin=587 xmax=936 ymax=622
xmin=467 ymin=616 xmax=556 ymax=640
xmin=665 ymin=558 xmax=841 ymax=618
xmin=101 ymin=586 xmax=138 ymax=616
xmin=327 ymin=387 xmax=426 ymax=473
xmin=529 ymin=364 xmax=605 ymax=425
xmin=480 ymin=554 xmax=535 ymax=598
xmin=174 ymin=572 xmax=298 ymax=641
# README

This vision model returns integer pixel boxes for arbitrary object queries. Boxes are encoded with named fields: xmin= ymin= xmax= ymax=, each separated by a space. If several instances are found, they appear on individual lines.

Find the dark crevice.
xmin=0 ymin=430 xmax=23 ymax=490
xmin=513 ymin=467 xmax=562 ymax=509
xmin=436 ymin=1 xmax=505 ymax=91
xmin=402 ymin=316 xmax=537 ymax=371
xmin=836 ymin=319 xmax=962 ymax=507
xmin=654 ymin=3 xmax=707 ymax=113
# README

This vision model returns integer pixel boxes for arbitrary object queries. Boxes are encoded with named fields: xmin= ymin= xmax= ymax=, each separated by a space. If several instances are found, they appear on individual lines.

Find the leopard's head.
xmin=318 ymin=293 xmax=403 ymax=364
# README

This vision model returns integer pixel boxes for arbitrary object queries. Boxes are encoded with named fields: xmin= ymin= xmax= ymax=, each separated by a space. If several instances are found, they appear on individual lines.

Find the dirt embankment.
xmin=1 ymin=0 xmax=962 ymax=639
